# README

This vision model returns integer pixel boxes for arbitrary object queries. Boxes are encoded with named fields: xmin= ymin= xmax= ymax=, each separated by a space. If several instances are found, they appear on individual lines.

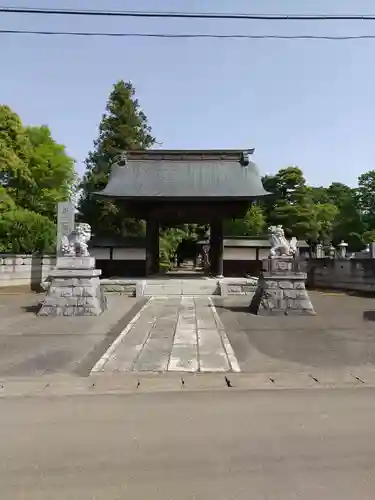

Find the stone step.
xmin=92 ymin=278 xmax=258 ymax=298
xmin=137 ymin=278 xmax=258 ymax=297
xmin=100 ymin=279 xmax=136 ymax=297
xmin=142 ymin=281 xmax=220 ymax=297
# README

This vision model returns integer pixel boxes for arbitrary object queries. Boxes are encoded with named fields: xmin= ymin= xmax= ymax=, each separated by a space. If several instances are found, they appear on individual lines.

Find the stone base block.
xmin=38 ymin=268 xmax=107 ymax=317
xmin=219 ymin=277 xmax=258 ymax=297
xmin=56 ymin=256 xmax=95 ymax=269
xmin=249 ymin=258 xmax=315 ymax=316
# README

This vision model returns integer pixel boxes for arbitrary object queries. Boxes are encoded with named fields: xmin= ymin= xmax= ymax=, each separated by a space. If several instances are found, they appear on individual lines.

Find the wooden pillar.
xmin=210 ymin=219 xmax=224 ymax=278
xmin=146 ymin=218 xmax=160 ymax=276
xmin=154 ymin=220 xmax=160 ymax=274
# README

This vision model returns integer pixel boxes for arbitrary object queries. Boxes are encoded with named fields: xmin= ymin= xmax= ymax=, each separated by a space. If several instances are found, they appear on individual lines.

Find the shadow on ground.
xmin=0 ymin=293 xmax=147 ymax=377
xmin=214 ymin=291 xmax=375 ymax=371
xmin=363 ymin=310 xmax=375 ymax=322
xmin=21 ymin=304 xmax=40 ymax=314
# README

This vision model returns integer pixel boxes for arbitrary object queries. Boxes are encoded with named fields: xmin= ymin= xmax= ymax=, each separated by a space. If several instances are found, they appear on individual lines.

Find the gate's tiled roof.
xmin=95 ymin=149 xmax=269 ymax=200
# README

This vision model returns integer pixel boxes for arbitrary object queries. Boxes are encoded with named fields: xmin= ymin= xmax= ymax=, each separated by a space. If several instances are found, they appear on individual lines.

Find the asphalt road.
xmin=1 ymin=388 xmax=375 ymax=499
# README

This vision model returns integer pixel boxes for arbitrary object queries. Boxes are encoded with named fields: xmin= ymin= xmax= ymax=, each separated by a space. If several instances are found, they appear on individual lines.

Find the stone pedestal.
xmin=38 ymin=260 xmax=107 ymax=317
xmin=56 ymin=256 xmax=96 ymax=269
xmin=249 ymin=257 xmax=315 ymax=316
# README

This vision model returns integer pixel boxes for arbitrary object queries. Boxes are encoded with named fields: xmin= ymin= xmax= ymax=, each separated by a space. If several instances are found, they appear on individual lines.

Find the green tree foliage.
xmin=0 ymin=209 xmax=56 ymax=253
xmin=0 ymin=105 xmax=75 ymax=253
xmin=362 ymin=230 xmax=375 ymax=244
xmin=262 ymin=166 xmax=319 ymax=240
xmin=0 ymin=185 xmax=15 ymax=211
xmin=0 ymin=105 xmax=34 ymax=204
xmin=357 ymin=171 xmax=375 ymax=229
xmin=24 ymin=125 xmax=76 ymax=219
xmin=309 ymin=182 xmax=364 ymax=249
xmin=224 ymin=204 xmax=266 ymax=236
xmin=305 ymin=187 xmax=338 ymax=244
xmin=159 ymin=227 xmax=188 ymax=270
xmin=313 ymin=202 xmax=339 ymax=244
xmin=158 ymin=224 xmax=207 ymax=270
xmin=227 ymin=167 xmax=367 ymax=252
xmin=326 ymin=182 xmax=364 ymax=249
xmin=79 ymin=80 xmax=156 ymax=237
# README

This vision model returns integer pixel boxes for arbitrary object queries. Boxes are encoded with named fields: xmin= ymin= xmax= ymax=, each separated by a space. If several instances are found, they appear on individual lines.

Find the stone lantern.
xmin=315 ymin=243 xmax=324 ymax=259
xmin=329 ymin=245 xmax=336 ymax=259
xmin=338 ymin=240 xmax=348 ymax=259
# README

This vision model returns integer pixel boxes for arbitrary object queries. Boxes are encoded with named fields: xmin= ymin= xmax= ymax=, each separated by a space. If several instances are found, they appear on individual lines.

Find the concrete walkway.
xmin=92 ymin=296 xmax=240 ymax=373
xmin=0 ymin=294 xmax=143 ymax=377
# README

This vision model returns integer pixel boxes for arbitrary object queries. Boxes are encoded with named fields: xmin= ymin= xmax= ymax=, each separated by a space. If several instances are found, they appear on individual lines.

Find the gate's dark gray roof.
xmin=95 ymin=149 xmax=269 ymax=200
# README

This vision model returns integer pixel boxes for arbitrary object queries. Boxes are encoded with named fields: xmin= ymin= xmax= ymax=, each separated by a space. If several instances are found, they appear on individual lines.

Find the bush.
xmin=0 ymin=209 xmax=56 ymax=254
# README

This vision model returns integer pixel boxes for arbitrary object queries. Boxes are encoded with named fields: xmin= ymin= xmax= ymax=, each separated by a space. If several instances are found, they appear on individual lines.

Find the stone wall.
xmin=307 ymin=258 xmax=375 ymax=292
xmin=0 ymin=255 xmax=56 ymax=289
xmin=9 ymin=252 xmax=374 ymax=294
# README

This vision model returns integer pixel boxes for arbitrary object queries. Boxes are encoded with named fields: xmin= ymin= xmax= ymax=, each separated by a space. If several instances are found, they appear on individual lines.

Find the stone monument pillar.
xmin=56 ymin=201 xmax=75 ymax=257
xmin=38 ymin=202 xmax=107 ymax=317
xmin=249 ymin=225 xmax=315 ymax=316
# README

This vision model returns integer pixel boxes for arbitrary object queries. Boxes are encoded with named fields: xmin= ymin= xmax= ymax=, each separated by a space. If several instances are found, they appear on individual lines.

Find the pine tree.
xmin=79 ymin=80 xmax=156 ymax=237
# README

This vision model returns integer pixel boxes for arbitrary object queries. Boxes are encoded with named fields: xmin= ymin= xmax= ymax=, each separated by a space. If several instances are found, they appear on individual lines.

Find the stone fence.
xmin=307 ymin=258 xmax=375 ymax=292
xmin=0 ymin=255 xmax=56 ymax=289
xmin=4 ymin=252 xmax=375 ymax=294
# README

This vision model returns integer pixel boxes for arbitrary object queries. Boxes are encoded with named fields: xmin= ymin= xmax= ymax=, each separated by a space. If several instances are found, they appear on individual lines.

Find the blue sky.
xmin=1 ymin=0 xmax=374 ymax=187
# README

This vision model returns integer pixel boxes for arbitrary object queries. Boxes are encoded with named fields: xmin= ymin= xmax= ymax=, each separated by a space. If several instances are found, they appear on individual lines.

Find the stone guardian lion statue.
xmin=268 ymin=225 xmax=297 ymax=258
xmin=60 ymin=223 xmax=91 ymax=257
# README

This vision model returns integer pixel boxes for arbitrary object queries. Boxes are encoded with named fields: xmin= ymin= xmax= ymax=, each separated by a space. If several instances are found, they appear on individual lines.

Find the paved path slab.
xmin=93 ymin=296 xmax=240 ymax=373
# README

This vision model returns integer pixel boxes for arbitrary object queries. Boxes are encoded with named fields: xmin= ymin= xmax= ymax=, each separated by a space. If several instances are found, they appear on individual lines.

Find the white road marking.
xmin=90 ymin=299 xmax=151 ymax=373
xmin=208 ymin=296 xmax=241 ymax=373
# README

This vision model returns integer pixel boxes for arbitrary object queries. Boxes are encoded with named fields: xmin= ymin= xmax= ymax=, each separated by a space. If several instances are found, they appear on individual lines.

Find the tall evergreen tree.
xmin=79 ymin=80 xmax=156 ymax=237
